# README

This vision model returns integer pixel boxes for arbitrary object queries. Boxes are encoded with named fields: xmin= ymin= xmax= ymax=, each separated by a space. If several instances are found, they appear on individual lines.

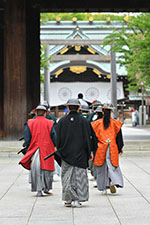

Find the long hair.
xmin=103 ymin=109 xmax=111 ymax=129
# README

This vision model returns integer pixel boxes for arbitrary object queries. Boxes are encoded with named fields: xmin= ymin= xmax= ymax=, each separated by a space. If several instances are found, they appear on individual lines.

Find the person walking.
xmin=19 ymin=105 xmax=56 ymax=197
xmin=89 ymin=100 xmax=102 ymax=122
xmin=56 ymin=98 xmax=95 ymax=207
xmin=79 ymin=104 xmax=91 ymax=121
xmin=42 ymin=100 xmax=57 ymax=123
xmin=91 ymin=103 xmax=124 ymax=194
xmin=94 ymin=106 xmax=103 ymax=120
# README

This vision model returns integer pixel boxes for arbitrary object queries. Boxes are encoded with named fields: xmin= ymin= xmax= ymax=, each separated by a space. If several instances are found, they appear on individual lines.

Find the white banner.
xmin=49 ymin=82 xmax=124 ymax=107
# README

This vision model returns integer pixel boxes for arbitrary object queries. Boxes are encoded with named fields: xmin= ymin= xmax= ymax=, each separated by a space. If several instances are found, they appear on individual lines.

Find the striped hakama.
xmin=30 ymin=149 xmax=53 ymax=192
xmin=61 ymin=160 xmax=89 ymax=202
xmin=96 ymin=147 xmax=123 ymax=191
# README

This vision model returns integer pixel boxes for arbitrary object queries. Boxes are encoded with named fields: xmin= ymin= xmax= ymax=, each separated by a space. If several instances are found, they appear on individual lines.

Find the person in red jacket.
xmin=19 ymin=105 xmax=56 ymax=197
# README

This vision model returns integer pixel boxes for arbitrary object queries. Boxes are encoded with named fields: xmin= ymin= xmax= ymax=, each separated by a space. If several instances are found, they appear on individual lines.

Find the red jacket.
xmin=19 ymin=116 xmax=55 ymax=171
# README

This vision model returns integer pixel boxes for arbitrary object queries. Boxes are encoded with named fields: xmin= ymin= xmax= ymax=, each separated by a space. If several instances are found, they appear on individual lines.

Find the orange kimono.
xmin=91 ymin=118 xmax=123 ymax=167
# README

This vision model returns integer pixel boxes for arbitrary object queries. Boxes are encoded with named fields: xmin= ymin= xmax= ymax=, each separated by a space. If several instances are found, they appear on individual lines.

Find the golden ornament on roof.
xmin=87 ymin=47 xmax=96 ymax=54
xmin=93 ymin=69 xmax=101 ymax=76
xmin=106 ymin=74 xmax=111 ymax=79
xmin=75 ymin=45 xmax=81 ymax=51
xmin=56 ymin=17 xmax=61 ymax=22
xmin=72 ymin=17 xmax=77 ymax=22
xmin=124 ymin=16 xmax=129 ymax=22
xmin=55 ymin=69 xmax=63 ymax=76
xmin=75 ymin=36 xmax=81 ymax=39
xmin=70 ymin=66 xmax=87 ymax=74
xmin=60 ymin=48 xmax=69 ymax=55
xmin=89 ymin=17 xmax=93 ymax=22
xmin=106 ymin=17 xmax=111 ymax=22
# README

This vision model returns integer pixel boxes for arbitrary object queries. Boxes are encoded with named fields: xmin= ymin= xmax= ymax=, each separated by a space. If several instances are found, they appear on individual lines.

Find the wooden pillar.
xmin=4 ymin=0 xmax=27 ymax=139
xmin=0 ymin=11 xmax=4 ymax=136
xmin=4 ymin=0 xmax=40 ymax=139
xmin=111 ymin=48 xmax=117 ymax=119
xmin=55 ymin=106 xmax=59 ymax=118
xmin=26 ymin=1 xmax=40 ymax=113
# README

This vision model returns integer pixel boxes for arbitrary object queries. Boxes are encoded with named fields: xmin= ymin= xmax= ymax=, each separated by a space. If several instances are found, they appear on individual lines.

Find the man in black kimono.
xmin=56 ymin=98 xmax=97 ymax=208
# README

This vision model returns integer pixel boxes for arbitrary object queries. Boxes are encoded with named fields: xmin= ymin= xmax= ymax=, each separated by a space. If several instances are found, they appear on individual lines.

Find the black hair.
xmin=78 ymin=93 xmax=83 ymax=99
xmin=68 ymin=105 xmax=79 ymax=111
xmin=96 ymin=112 xmax=103 ymax=120
xmin=103 ymin=109 xmax=111 ymax=129
xmin=37 ymin=110 xmax=45 ymax=116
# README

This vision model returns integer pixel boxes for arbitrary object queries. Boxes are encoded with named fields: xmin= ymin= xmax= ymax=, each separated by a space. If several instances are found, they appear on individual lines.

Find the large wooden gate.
xmin=0 ymin=0 xmax=149 ymax=138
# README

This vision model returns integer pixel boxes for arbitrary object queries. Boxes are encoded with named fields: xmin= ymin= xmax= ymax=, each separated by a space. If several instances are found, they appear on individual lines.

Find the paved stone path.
xmin=1 ymin=152 xmax=150 ymax=225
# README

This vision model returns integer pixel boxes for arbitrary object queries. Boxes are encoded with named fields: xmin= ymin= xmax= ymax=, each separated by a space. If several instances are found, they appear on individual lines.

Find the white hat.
xmin=65 ymin=98 xmax=81 ymax=106
xmin=35 ymin=105 xmax=47 ymax=111
xmin=102 ymin=103 xmax=114 ymax=110
xmin=95 ymin=106 xmax=103 ymax=112
xmin=91 ymin=100 xmax=102 ymax=107
xmin=80 ymin=105 xmax=90 ymax=112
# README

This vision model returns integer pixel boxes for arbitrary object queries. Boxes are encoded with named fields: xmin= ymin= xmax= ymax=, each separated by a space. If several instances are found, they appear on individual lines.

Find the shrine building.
xmin=40 ymin=18 xmax=128 ymax=110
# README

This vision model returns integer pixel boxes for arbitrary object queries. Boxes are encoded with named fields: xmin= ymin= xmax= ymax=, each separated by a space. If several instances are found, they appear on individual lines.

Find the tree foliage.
xmin=40 ymin=44 xmax=52 ymax=83
xmin=103 ymin=13 xmax=150 ymax=93
xmin=40 ymin=12 xmax=125 ymax=23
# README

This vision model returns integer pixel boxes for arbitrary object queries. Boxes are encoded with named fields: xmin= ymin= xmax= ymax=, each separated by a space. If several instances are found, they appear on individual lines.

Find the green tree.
xmin=40 ymin=44 xmax=52 ymax=83
xmin=103 ymin=13 xmax=150 ymax=93
xmin=40 ymin=12 xmax=125 ymax=23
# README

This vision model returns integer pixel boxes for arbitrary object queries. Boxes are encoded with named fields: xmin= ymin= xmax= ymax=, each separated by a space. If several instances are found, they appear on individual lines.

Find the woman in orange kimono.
xmin=91 ymin=103 xmax=124 ymax=194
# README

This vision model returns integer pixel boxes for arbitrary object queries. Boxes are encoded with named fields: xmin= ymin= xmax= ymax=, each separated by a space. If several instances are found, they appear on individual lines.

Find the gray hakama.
xmin=61 ymin=160 xmax=89 ymax=202
xmin=96 ymin=147 xmax=123 ymax=191
xmin=30 ymin=149 xmax=53 ymax=192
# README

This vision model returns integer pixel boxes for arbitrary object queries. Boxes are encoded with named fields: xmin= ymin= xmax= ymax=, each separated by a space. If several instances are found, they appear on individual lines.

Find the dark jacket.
xmin=116 ymin=129 xmax=124 ymax=153
xmin=56 ymin=111 xmax=97 ymax=169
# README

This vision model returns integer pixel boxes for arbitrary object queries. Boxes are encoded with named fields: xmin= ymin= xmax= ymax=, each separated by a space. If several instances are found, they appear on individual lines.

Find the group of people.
xmin=19 ymin=98 xmax=124 ymax=208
